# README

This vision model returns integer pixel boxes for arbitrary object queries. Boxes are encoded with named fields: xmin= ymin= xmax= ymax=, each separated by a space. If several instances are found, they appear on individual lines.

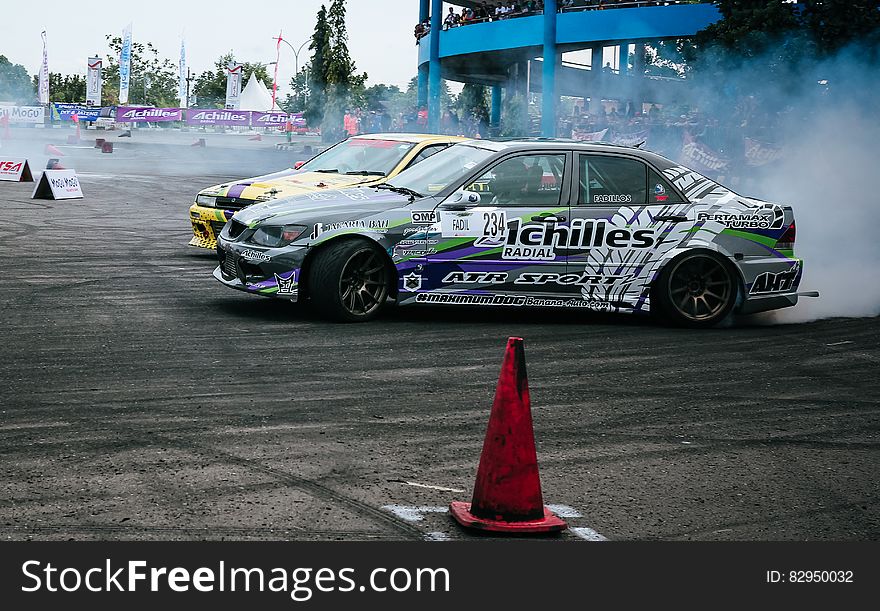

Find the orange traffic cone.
xmin=248 ymin=134 xmax=262 ymax=141
xmin=45 ymin=144 xmax=64 ymax=156
xmin=449 ymin=337 xmax=567 ymax=534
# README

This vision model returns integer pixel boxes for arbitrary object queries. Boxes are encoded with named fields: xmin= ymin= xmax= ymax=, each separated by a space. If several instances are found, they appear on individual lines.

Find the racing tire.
xmin=654 ymin=251 xmax=738 ymax=328
xmin=308 ymin=239 xmax=390 ymax=322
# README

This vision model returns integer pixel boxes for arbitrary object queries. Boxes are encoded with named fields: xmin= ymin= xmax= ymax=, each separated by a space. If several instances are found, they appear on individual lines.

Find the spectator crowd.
xmin=416 ymin=0 xmax=692 ymax=39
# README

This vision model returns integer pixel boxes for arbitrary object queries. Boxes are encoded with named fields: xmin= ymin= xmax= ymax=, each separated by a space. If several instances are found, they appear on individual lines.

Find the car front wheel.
xmin=308 ymin=239 xmax=390 ymax=322
xmin=655 ymin=251 xmax=738 ymax=328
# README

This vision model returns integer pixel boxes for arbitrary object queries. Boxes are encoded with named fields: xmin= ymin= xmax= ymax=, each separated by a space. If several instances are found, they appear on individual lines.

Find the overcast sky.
xmin=2 ymin=0 xmax=430 ymax=95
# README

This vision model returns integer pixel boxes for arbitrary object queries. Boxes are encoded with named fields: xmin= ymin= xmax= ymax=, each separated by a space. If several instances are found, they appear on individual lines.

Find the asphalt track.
xmin=1 ymin=130 xmax=878 ymax=541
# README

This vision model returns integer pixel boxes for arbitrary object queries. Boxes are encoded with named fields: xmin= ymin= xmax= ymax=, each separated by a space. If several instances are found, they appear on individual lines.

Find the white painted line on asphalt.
xmin=401 ymin=481 xmax=465 ymax=493
xmin=546 ymin=504 xmax=583 ymax=518
xmin=424 ymin=532 xmax=450 ymax=541
xmin=826 ymin=341 xmax=854 ymax=346
xmin=571 ymin=527 xmax=608 ymax=541
xmin=382 ymin=505 xmax=448 ymax=522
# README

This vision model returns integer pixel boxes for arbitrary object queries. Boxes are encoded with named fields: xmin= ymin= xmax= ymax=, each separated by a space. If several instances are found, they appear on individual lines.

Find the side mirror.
xmin=293 ymin=161 xmax=305 ymax=170
xmin=443 ymin=189 xmax=481 ymax=210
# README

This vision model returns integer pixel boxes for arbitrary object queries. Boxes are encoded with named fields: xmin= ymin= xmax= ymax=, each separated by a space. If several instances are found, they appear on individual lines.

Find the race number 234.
xmin=482 ymin=210 xmax=506 ymax=239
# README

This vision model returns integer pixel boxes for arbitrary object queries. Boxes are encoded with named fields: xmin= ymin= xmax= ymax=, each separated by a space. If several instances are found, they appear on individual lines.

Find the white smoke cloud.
xmin=736 ymin=47 xmax=880 ymax=323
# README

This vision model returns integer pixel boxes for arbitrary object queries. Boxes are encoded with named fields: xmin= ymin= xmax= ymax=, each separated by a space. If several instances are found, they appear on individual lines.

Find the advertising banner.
xmin=0 ymin=106 xmax=46 ymax=124
xmin=680 ymin=132 xmax=728 ymax=174
xmin=185 ymin=109 xmax=251 ymax=126
xmin=611 ymin=129 xmax=650 ymax=148
xmin=87 ymin=57 xmax=102 ymax=106
xmin=744 ymin=137 xmax=784 ymax=167
xmin=178 ymin=40 xmax=187 ymax=106
xmin=119 ymin=24 xmax=132 ymax=105
xmin=225 ymin=63 xmax=243 ymax=110
xmin=251 ymin=111 xmax=289 ymax=128
xmin=116 ymin=106 xmax=182 ymax=122
xmin=571 ymin=127 xmax=607 ymax=142
xmin=32 ymin=169 xmax=83 ymax=200
xmin=38 ymin=31 xmax=49 ymax=105
xmin=53 ymin=103 xmax=102 ymax=122
xmin=0 ymin=159 xmax=34 ymax=182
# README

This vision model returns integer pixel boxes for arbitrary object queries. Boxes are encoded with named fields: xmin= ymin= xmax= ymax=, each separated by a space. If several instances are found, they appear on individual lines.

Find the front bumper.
xmin=214 ymin=240 xmax=308 ymax=301
xmin=188 ymin=204 xmax=234 ymax=250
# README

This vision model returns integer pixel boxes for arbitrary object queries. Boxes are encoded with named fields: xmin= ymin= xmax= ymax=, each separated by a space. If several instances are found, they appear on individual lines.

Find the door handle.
xmin=531 ymin=215 xmax=566 ymax=223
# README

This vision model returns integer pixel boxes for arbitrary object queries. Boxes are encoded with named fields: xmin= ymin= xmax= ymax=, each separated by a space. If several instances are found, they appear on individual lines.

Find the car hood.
xmin=233 ymin=187 xmax=423 ymax=227
xmin=199 ymin=171 xmax=383 ymax=202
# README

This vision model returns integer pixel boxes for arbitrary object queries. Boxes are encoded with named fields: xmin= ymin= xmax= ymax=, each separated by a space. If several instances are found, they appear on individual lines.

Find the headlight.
xmin=196 ymin=194 xmax=217 ymax=207
xmin=249 ymin=224 xmax=307 ymax=248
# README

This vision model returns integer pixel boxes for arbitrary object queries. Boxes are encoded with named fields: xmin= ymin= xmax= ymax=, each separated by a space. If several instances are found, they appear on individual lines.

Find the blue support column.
xmin=491 ymin=85 xmax=502 ymax=133
xmin=417 ymin=0 xmax=429 ymax=109
xmin=417 ymin=65 xmax=428 ymax=109
xmin=541 ymin=0 xmax=558 ymax=138
xmin=428 ymin=0 xmax=443 ymax=133
xmin=619 ymin=42 xmax=629 ymax=76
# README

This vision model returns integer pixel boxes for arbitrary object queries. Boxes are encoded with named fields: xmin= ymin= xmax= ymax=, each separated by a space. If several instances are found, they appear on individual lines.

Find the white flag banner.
xmin=38 ymin=31 xmax=49 ymax=105
xmin=178 ymin=40 xmax=187 ymax=106
xmin=225 ymin=63 xmax=243 ymax=110
xmin=86 ymin=57 xmax=102 ymax=106
xmin=119 ymin=23 xmax=132 ymax=105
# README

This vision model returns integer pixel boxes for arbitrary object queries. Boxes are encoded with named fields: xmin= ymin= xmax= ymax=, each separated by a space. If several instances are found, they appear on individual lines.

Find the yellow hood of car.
xmin=205 ymin=171 xmax=382 ymax=202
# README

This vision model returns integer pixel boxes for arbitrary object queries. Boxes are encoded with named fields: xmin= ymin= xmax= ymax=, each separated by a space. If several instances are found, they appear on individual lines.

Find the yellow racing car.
xmin=189 ymin=133 xmax=464 ymax=249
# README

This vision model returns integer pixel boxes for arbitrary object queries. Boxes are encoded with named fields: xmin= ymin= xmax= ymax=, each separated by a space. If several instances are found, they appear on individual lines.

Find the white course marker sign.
xmin=32 ymin=169 xmax=83 ymax=200
xmin=0 ymin=159 xmax=34 ymax=182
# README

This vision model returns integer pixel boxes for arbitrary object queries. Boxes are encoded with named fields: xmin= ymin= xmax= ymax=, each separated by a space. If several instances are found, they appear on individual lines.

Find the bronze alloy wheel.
xmin=309 ymin=239 xmax=391 ymax=322
xmin=662 ymin=252 xmax=736 ymax=326
xmin=338 ymin=249 xmax=389 ymax=317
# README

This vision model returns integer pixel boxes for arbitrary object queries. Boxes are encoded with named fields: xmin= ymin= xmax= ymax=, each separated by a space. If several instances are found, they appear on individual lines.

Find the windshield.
xmin=298 ymin=138 xmax=415 ymax=176
xmin=389 ymin=144 xmax=495 ymax=196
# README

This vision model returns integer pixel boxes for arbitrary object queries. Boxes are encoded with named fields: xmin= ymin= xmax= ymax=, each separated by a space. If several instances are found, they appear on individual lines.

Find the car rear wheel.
xmin=308 ymin=239 xmax=390 ymax=322
xmin=655 ymin=251 xmax=737 ymax=328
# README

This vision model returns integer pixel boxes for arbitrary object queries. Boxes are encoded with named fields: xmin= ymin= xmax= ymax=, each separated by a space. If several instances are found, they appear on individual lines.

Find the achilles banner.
xmin=251 ymin=111 xmax=290 ymax=128
xmin=186 ymin=109 xmax=251 ymax=126
xmin=0 ymin=106 xmax=45 ymax=124
xmin=87 ymin=57 xmax=102 ymax=106
xmin=116 ymin=107 xmax=183 ymax=122
xmin=744 ymin=137 xmax=784 ymax=167
xmin=571 ymin=127 xmax=608 ymax=142
xmin=680 ymin=131 xmax=728 ymax=174
xmin=0 ymin=159 xmax=34 ymax=182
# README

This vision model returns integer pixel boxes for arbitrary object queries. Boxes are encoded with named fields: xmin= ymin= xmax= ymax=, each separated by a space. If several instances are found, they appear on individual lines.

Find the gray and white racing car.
xmin=214 ymin=139 xmax=816 ymax=327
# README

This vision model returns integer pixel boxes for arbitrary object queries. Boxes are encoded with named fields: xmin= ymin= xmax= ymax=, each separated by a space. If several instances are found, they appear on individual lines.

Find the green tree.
xmin=192 ymin=53 xmax=273 ymax=109
xmin=321 ymin=0 xmax=359 ymax=140
xmin=800 ymin=0 xmax=880 ymax=59
xmin=454 ymin=83 xmax=489 ymax=123
xmin=304 ymin=4 xmax=331 ymax=127
xmin=0 ymin=55 xmax=36 ymax=104
xmin=501 ymin=93 xmax=527 ymax=137
xmin=282 ymin=65 xmax=310 ymax=113
xmin=32 ymin=73 xmax=85 ymax=103
xmin=103 ymin=35 xmax=178 ymax=106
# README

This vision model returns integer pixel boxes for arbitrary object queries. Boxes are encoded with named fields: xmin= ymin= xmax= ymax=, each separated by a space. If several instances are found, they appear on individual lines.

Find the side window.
xmin=465 ymin=154 xmax=566 ymax=206
xmin=648 ymin=168 xmax=686 ymax=205
xmin=578 ymin=155 xmax=647 ymax=206
xmin=405 ymin=144 xmax=449 ymax=169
